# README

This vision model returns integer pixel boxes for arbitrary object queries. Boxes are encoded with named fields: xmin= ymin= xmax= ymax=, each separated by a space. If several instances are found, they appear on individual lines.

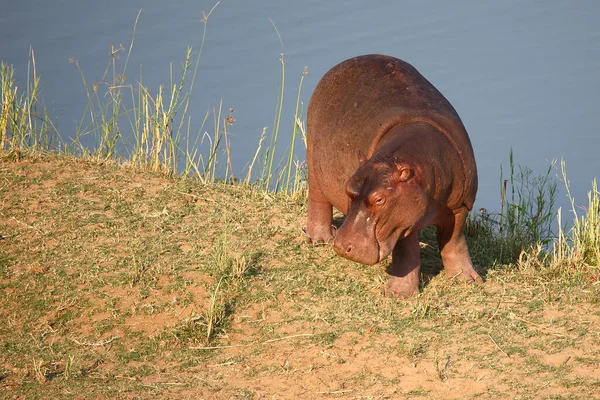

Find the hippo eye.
xmin=369 ymin=193 xmax=386 ymax=207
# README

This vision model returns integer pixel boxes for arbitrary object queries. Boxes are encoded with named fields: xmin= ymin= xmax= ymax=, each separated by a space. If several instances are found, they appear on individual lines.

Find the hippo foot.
xmin=306 ymin=225 xmax=334 ymax=244
xmin=384 ymin=277 xmax=419 ymax=298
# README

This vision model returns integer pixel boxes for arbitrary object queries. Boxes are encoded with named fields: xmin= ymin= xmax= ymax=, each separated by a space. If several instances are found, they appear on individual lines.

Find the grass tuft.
xmin=553 ymin=161 xmax=600 ymax=271
xmin=466 ymin=150 xmax=557 ymax=267
xmin=1 ymin=50 xmax=58 ymax=155
xmin=499 ymin=149 xmax=557 ymax=247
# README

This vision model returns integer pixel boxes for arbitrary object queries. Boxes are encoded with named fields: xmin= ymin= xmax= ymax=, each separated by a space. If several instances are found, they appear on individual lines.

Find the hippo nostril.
xmin=346 ymin=244 xmax=353 ymax=254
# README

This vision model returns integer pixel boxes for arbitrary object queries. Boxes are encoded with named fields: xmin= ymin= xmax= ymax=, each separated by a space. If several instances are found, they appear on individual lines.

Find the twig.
xmin=189 ymin=333 xmax=314 ymax=350
xmin=317 ymin=389 xmax=354 ymax=395
xmin=261 ymin=333 xmax=314 ymax=344
xmin=189 ymin=344 xmax=246 ymax=350
xmin=488 ymin=334 xmax=510 ymax=358
xmin=176 ymin=190 xmax=199 ymax=199
xmin=208 ymin=361 xmax=236 ymax=367
xmin=115 ymin=375 xmax=137 ymax=381
xmin=513 ymin=315 xmax=576 ymax=339
xmin=176 ymin=305 xmax=191 ymax=317
xmin=487 ymin=300 xmax=503 ymax=321
xmin=10 ymin=216 xmax=42 ymax=233
xmin=142 ymin=382 xmax=186 ymax=387
xmin=70 ymin=335 xmax=119 ymax=346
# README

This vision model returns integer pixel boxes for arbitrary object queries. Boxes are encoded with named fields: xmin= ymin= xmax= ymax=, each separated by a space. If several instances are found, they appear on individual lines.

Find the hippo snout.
xmin=333 ymin=232 xmax=380 ymax=265
xmin=333 ymin=236 xmax=355 ymax=257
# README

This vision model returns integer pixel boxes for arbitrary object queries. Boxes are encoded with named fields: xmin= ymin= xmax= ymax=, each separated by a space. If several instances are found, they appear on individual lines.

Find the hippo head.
xmin=333 ymin=157 xmax=428 ymax=265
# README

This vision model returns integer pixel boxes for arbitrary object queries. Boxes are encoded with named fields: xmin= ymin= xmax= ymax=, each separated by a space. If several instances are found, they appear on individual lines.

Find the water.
xmin=2 ymin=0 xmax=599 ymax=215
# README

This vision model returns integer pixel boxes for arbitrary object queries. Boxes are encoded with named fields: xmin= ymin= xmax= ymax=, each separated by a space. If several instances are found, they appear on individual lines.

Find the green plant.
xmin=499 ymin=149 xmax=557 ymax=247
xmin=465 ymin=150 xmax=558 ymax=266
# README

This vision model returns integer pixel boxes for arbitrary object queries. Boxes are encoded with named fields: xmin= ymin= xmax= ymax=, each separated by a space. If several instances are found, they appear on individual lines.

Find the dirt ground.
xmin=1 ymin=155 xmax=599 ymax=399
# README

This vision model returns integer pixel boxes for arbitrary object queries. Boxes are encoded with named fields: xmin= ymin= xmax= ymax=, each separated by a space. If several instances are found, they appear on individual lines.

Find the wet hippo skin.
xmin=306 ymin=54 xmax=482 ymax=297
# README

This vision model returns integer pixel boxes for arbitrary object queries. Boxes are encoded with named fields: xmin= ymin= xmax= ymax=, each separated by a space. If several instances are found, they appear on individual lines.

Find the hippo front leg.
xmin=384 ymin=233 xmax=421 ymax=298
xmin=436 ymin=207 xmax=483 ymax=283
xmin=306 ymin=176 xmax=334 ymax=243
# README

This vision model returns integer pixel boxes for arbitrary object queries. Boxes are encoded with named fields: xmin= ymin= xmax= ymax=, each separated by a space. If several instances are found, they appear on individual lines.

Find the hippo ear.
xmin=392 ymin=165 xmax=414 ymax=183
xmin=358 ymin=151 xmax=367 ymax=165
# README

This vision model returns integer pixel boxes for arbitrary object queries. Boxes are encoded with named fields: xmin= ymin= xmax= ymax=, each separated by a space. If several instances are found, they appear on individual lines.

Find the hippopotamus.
xmin=306 ymin=54 xmax=482 ymax=297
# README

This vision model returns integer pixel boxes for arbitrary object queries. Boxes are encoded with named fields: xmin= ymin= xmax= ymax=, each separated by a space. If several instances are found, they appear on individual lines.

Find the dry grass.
xmin=1 ymin=153 xmax=598 ymax=398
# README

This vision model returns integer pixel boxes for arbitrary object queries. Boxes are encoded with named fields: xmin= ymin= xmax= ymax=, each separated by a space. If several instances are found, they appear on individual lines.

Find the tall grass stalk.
xmin=262 ymin=52 xmax=286 ymax=190
xmin=208 ymin=101 xmax=223 ymax=183
xmin=290 ymin=116 xmax=308 ymax=195
xmin=245 ymin=127 xmax=267 ymax=186
xmin=71 ymin=8 xmax=139 ymax=159
xmin=284 ymin=66 xmax=308 ymax=193
xmin=250 ymin=61 xmax=308 ymax=192
xmin=223 ymin=112 xmax=235 ymax=183
xmin=205 ymin=276 xmax=224 ymax=343
xmin=183 ymin=110 xmax=210 ymax=177
xmin=174 ymin=2 xmax=219 ymax=178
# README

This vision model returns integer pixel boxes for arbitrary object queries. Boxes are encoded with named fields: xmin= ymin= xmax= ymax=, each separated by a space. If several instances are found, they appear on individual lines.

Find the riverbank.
xmin=1 ymin=152 xmax=598 ymax=398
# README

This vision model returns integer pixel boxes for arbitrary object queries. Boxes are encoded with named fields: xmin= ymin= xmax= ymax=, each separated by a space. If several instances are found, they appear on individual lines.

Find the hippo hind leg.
xmin=306 ymin=174 xmax=334 ymax=243
xmin=436 ymin=207 xmax=483 ymax=283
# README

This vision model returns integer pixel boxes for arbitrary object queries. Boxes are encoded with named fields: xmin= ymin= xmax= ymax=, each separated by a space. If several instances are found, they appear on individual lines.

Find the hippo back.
xmin=307 ymin=54 xmax=477 ymax=211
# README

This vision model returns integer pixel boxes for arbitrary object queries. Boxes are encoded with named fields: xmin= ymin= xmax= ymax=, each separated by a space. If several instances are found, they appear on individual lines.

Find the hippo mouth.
xmin=376 ymin=224 xmax=413 ymax=261
xmin=401 ymin=224 xmax=414 ymax=239
xmin=333 ymin=235 xmax=380 ymax=265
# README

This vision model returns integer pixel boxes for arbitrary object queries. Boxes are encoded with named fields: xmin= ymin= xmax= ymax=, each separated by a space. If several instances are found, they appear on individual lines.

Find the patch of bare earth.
xmin=1 ymin=155 xmax=599 ymax=399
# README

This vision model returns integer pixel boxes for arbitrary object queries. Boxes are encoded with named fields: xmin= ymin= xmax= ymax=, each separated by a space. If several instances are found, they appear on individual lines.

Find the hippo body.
xmin=306 ymin=54 xmax=481 ymax=297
